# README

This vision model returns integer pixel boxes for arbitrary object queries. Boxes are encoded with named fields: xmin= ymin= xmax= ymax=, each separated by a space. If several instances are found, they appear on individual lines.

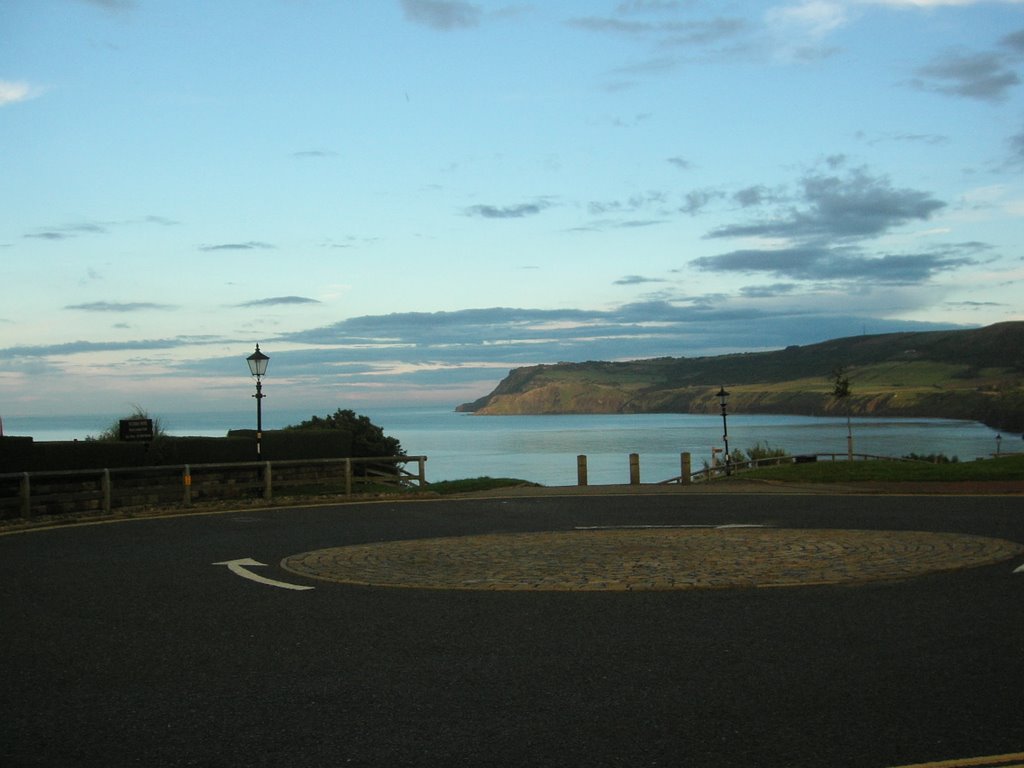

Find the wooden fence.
xmin=0 ymin=455 xmax=426 ymax=521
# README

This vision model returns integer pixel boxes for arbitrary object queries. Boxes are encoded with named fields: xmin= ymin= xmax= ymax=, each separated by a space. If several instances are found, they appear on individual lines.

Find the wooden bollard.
xmin=629 ymin=453 xmax=640 ymax=485
xmin=680 ymin=452 xmax=691 ymax=485
xmin=577 ymin=454 xmax=588 ymax=486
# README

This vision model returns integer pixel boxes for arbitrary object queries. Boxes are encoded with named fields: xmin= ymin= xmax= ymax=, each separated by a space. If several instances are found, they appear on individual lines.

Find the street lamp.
xmin=717 ymin=386 xmax=731 ymax=476
xmin=246 ymin=344 xmax=269 ymax=458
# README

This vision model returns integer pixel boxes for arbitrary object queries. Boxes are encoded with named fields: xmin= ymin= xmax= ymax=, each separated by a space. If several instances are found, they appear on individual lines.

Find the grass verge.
xmin=740 ymin=454 xmax=1024 ymax=483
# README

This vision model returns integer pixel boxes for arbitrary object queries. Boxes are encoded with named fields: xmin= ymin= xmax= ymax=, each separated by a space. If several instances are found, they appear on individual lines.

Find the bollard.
xmin=629 ymin=453 xmax=640 ymax=485
xmin=680 ymin=452 xmax=691 ymax=485
xmin=262 ymin=461 xmax=273 ymax=500
xmin=577 ymin=455 xmax=588 ymax=486
xmin=20 ymin=472 xmax=31 ymax=519
xmin=183 ymin=465 xmax=193 ymax=507
xmin=101 ymin=469 xmax=111 ymax=514
xmin=344 ymin=458 xmax=352 ymax=496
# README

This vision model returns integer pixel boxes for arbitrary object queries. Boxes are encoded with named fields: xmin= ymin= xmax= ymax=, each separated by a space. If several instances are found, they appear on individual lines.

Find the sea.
xmin=1 ymin=406 xmax=1016 ymax=486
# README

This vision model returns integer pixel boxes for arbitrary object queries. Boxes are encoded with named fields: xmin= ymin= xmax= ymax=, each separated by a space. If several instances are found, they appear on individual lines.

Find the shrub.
xmin=284 ymin=408 xmax=403 ymax=457
xmin=87 ymin=406 xmax=166 ymax=442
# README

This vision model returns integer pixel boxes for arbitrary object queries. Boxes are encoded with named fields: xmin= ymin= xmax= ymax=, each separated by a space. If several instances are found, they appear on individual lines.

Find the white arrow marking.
xmin=1014 ymin=563 xmax=1024 ymax=574
xmin=213 ymin=558 xmax=314 ymax=591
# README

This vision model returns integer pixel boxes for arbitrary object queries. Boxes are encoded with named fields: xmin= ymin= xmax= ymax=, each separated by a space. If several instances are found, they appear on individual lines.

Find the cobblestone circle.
xmin=281 ymin=528 xmax=1024 ymax=591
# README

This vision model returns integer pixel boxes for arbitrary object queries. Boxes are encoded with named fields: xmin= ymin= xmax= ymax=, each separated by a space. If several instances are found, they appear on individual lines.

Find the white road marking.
xmin=574 ymin=524 xmax=771 ymax=530
xmin=213 ymin=558 xmax=314 ymax=591
xmin=1014 ymin=563 xmax=1024 ymax=574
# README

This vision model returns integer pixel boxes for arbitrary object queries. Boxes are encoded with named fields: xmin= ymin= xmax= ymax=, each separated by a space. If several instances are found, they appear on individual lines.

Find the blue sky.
xmin=1 ymin=0 xmax=1022 ymax=418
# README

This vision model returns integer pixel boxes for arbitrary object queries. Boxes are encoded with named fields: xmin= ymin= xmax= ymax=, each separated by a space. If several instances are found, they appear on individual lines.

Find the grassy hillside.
xmin=456 ymin=322 xmax=1024 ymax=432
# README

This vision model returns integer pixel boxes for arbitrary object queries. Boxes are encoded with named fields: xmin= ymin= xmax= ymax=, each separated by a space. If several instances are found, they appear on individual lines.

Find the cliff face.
xmin=455 ymin=323 xmax=1024 ymax=432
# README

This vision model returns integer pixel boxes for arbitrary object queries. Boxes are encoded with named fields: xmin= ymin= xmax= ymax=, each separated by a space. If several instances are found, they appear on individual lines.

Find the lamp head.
xmin=246 ymin=344 xmax=269 ymax=377
xmin=716 ymin=386 xmax=729 ymax=406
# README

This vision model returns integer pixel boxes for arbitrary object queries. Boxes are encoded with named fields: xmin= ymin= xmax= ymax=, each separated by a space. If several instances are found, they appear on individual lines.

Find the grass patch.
xmin=425 ymin=477 xmax=541 ymax=495
xmin=741 ymin=454 xmax=1024 ymax=483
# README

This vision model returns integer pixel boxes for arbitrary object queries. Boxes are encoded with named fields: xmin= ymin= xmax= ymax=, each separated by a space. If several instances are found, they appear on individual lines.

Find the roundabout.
xmin=282 ymin=527 xmax=1024 ymax=591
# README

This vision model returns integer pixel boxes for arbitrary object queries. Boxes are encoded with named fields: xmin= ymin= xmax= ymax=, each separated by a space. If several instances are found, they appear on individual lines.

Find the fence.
xmin=572 ymin=451 xmax=920 ymax=487
xmin=0 ymin=455 xmax=426 ymax=521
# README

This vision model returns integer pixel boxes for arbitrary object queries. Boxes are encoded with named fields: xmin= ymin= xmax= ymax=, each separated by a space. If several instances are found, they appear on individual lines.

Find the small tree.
xmin=831 ymin=365 xmax=853 ymax=459
xmin=284 ymin=408 xmax=404 ymax=457
xmin=87 ymin=406 xmax=166 ymax=442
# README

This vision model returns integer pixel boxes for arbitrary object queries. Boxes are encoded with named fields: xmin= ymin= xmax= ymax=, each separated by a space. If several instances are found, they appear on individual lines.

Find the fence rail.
xmin=0 ymin=455 xmax=426 ymax=521
xmin=660 ymin=452 xmax=921 ymax=485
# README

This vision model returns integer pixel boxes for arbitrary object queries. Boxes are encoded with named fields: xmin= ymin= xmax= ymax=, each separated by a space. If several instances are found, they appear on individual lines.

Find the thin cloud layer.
xmin=400 ymin=0 xmax=481 ymax=30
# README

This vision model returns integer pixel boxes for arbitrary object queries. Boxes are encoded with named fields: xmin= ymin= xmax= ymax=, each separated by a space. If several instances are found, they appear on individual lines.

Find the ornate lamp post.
xmin=717 ymin=386 xmax=731 ymax=476
xmin=246 ymin=344 xmax=269 ymax=458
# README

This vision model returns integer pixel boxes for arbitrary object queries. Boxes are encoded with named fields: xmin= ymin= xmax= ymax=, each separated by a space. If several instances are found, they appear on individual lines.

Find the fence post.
xmin=263 ymin=461 xmax=273 ymax=500
xmin=577 ymin=455 xmax=588 ymax=486
xmin=344 ymin=458 xmax=352 ymax=496
xmin=20 ymin=472 xmax=31 ymax=519
xmin=629 ymin=453 xmax=640 ymax=485
xmin=680 ymin=452 xmax=691 ymax=485
xmin=416 ymin=456 xmax=426 ymax=487
xmin=183 ymin=465 xmax=192 ymax=507
xmin=101 ymin=469 xmax=111 ymax=514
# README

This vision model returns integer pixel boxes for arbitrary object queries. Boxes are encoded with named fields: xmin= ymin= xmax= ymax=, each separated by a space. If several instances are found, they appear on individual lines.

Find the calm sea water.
xmin=2 ymin=407 xmax=1015 ymax=485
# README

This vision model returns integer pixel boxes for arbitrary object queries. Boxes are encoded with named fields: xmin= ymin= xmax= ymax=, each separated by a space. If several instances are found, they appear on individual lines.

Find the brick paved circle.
xmin=280 ymin=529 xmax=1024 ymax=591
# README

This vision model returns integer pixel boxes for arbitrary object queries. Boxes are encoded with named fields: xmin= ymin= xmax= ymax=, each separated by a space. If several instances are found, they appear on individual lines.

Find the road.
xmin=2 ymin=491 xmax=1023 ymax=767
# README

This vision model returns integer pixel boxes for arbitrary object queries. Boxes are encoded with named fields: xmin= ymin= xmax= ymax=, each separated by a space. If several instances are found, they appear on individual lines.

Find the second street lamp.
xmin=717 ymin=386 xmax=731 ymax=476
xmin=246 ymin=344 xmax=269 ymax=458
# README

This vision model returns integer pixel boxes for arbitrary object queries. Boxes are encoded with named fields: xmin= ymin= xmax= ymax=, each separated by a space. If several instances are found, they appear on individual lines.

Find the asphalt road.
xmin=2 ymin=491 xmax=1023 ymax=768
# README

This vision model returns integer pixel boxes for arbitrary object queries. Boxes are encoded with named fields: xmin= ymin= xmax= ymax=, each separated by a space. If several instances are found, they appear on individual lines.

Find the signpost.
xmin=119 ymin=418 xmax=154 ymax=442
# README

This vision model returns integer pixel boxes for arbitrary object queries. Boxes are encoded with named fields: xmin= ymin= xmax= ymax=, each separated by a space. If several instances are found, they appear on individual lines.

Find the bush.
xmin=902 ymin=452 xmax=959 ymax=464
xmin=745 ymin=442 xmax=789 ymax=462
xmin=284 ymin=408 xmax=403 ymax=457
xmin=87 ymin=406 xmax=166 ymax=442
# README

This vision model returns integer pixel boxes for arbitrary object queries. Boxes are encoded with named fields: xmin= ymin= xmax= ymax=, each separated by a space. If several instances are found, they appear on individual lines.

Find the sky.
xmin=1 ymin=0 xmax=1023 ymax=419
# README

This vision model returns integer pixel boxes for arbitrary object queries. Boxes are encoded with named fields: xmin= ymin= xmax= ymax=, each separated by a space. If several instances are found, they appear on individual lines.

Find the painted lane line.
xmin=574 ymin=524 xmax=771 ymax=531
xmin=213 ymin=558 xmax=314 ymax=591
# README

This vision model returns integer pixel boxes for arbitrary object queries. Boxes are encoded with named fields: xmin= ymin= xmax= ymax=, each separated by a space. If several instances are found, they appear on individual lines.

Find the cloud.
xmin=740 ymin=283 xmax=799 ymax=298
xmin=691 ymin=245 xmax=976 ymax=284
xmin=1 ymin=338 xmax=181 ymax=359
xmin=75 ymin=0 xmax=135 ymax=9
xmin=142 ymin=215 xmax=180 ymax=226
xmin=0 ymin=80 xmax=40 ymax=107
xmin=235 ymin=296 xmax=321 ymax=308
xmin=733 ymin=185 xmax=777 ymax=207
xmin=25 ymin=222 xmax=109 ymax=240
xmin=464 ymin=200 xmax=552 ymax=218
xmin=765 ymin=1 xmax=848 ymax=41
xmin=666 ymin=156 xmax=692 ymax=170
xmin=292 ymin=149 xmax=338 ymax=158
xmin=65 ymin=301 xmax=176 ymax=312
xmin=680 ymin=188 xmax=723 ymax=215
xmin=1009 ymin=125 xmax=1024 ymax=166
xmin=911 ymin=40 xmax=1022 ymax=102
xmin=614 ymin=275 xmax=668 ymax=285
xmin=266 ymin=303 xmax=963 ymax=378
xmin=708 ymin=167 xmax=945 ymax=240
xmin=400 ymin=0 xmax=482 ymax=30
xmin=198 ymin=241 xmax=275 ymax=251
xmin=865 ymin=1 xmax=1024 ymax=7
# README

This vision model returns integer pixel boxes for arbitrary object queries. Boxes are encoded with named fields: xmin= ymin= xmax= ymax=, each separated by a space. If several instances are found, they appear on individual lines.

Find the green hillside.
xmin=456 ymin=322 xmax=1024 ymax=433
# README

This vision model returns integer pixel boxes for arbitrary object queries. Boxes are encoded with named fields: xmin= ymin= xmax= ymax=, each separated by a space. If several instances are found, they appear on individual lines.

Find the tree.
xmin=831 ymin=365 xmax=853 ymax=459
xmin=87 ymin=406 xmax=166 ymax=442
xmin=284 ymin=409 xmax=404 ymax=457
